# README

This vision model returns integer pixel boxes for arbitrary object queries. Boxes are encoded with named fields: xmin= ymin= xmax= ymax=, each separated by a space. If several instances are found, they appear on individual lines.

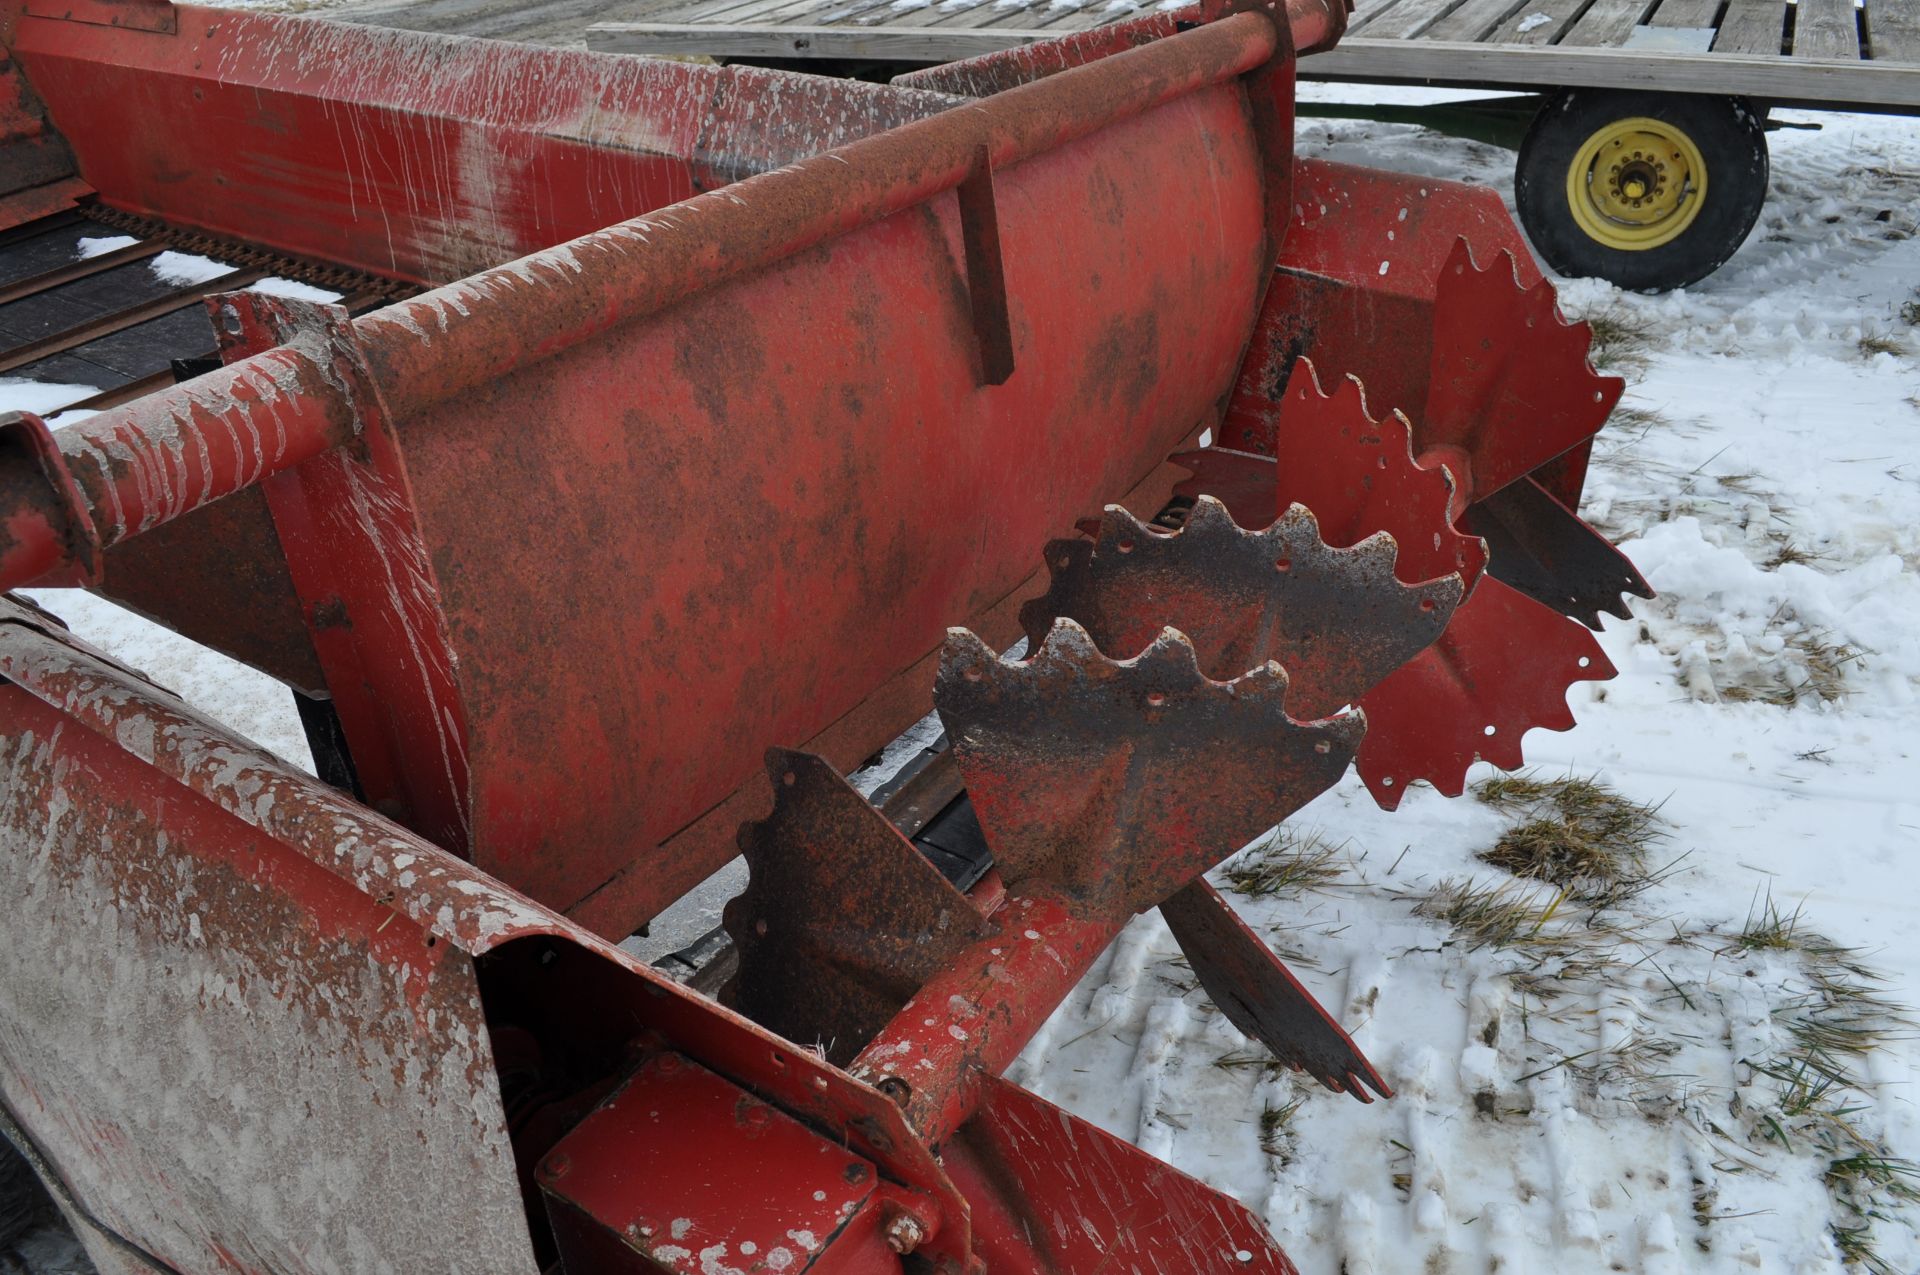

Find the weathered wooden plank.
xmin=1303 ymin=34 xmax=1920 ymax=100
xmin=840 ymin=0 xmax=941 ymax=27
xmin=920 ymin=0 xmax=1067 ymax=32
xmin=637 ymin=0 xmax=800 ymax=29
xmin=1361 ymin=0 xmax=1477 ymax=37
xmin=343 ymin=0 xmax=533 ymax=33
xmin=1793 ymin=0 xmax=1862 ymax=56
xmin=587 ymin=19 xmax=1044 ymax=54
xmin=782 ymin=0 xmax=896 ymax=30
xmin=1712 ymin=0 xmax=1786 ymax=52
xmin=1346 ymin=0 xmax=1418 ymax=32
xmin=1489 ymin=0 xmax=1599 ymax=45
xmin=1647 ymin=0 xmax=1722 ymax=24
xmin=1424 ymin=0 xmax=1537 ymax=40
xmin=590 ymin=0 xmax=1918 ymax=81
xmin=1560 ymin=0 xmax=1658 ymax=44
xmin=898 ymin=0 xmax=1005 ymax=28
xmin=452 ymin=0 xmax=685 ymax=40
xmin=1864 ymin=0 xmax=1920 ymax=58
xmin=674 ymin=0 xmax=856 ymax=32
xmin=1026 ymin=0 xmax=1124 ymax=30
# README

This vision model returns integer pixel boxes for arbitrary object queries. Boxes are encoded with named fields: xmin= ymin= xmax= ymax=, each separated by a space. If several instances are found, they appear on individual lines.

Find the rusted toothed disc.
xmin=934 ymin=620 xmax=1362 ymax=922
xmin=1020 ymin=495 xmax=1461 ymax=720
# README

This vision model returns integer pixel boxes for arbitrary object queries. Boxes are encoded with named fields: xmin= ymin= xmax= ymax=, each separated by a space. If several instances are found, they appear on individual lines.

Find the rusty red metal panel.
xmin=1247 ymin=158 xmax=1537 ymax=456
xmin=418 ymin=88 xmax=1272 ymax=922
xmin=538 ymin=1052 xmax=891 ymax=1275
xmin=1253 ymin=159 xmax=1609 ymax=513
xmin=849 ymin=892 xmax=1116 ymax=1145
xmin=833 ymin=616 xmax=1368 ymax=1145
xmin=86 ymin=484 xmax=329 ymax=695
xmin=381 ymin=40 xmax=1277 ymax=924
xmin=0 ymin=617 xmax=541 ymax=1273
xmin=0 ymin=601 xmax=995 ymax=1270
xmin=0 ymin=411 xmax=98 ymax=589
xmin=1355 ymin=576 xmax=1615 ymax=805
xmin=937 ymin=622 xmax=1360 ymax=923
xmin=22 ymin=0 xmax=175 ymax=35
xmin=1178 ymin=362 xmax=1488 ymax=589
xmin=569 ymin=442 xmax=1206 ymax=940
xmin=1422 ymin=237 xmax=1621 ymax=503
xmin=0 ymin=13 xmax=1290 ymax=939
xmin=0 ymin=33 xmax=86 ymax=233
xmin=9 ymin=4 xmax=962 ymax=286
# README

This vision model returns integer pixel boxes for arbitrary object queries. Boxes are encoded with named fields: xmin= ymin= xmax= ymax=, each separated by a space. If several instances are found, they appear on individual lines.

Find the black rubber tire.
xmin=1515 ymin=89 xmax=1769 ymax=292
xmin=0 ymin=1136 xmax=50 ymax=1251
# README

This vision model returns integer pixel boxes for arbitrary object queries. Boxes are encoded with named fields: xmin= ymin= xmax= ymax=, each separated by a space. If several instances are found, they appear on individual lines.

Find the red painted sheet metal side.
xmin=0 ymin=32 xmax=85 ymax=232
xmin=8 ymin=3 xmax=962 ymax=285
xmin=415 ymin=84 xmax=1272 ymax=923
xmin=0 ymin=13 xmax=1286 ymax=935
xmin=0 ymin=616 xmax=542 ymax=1274
xmin=946 ymin=1075 xmax=1300 ymax=1273
xmin=0 ymin=602 xmax=985 ymax=1268
xmin=223 ymin=293 xmax=478 ymax=859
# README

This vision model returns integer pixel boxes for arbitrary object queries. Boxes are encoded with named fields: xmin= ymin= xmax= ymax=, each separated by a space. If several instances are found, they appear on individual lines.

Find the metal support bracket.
xmin=0 ymin=410 xmax=101 ymax=588
xmin=957 ymin=147 xmax=1015 ymax=387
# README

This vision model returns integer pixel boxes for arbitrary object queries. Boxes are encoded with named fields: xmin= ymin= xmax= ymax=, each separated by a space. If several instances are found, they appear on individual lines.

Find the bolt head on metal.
xmin=884 ymin=1214 xmax=927 ymax=1255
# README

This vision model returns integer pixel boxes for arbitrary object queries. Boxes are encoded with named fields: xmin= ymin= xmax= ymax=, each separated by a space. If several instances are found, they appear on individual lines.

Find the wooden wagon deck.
xmin=567 ymin=0 xmax=1920 ymax=110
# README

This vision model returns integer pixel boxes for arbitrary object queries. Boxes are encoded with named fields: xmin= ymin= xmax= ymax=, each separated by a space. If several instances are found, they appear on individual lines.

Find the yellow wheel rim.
xmin=1564 ymin=116 xmax=1707 ymax=252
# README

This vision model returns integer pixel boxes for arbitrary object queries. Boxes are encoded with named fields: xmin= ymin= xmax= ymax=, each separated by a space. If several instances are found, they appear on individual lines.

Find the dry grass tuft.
xmin=1858 ymin=332 xmax=1910 ymax=359
xmin=1222 ymin=828 xmax=1348 ymax=900
xmin=1732 ymin=888 xmax=1808 ymax=953
xmin=1607 ymin=402 xmax=1673 ymax=434
xmin=1764 ymin=542 xmax=1825 ymax=570
xmin=1213 ymin=1050 xmax=1288 ymax=1079
xmin=1726 ymin=903 xmax=1919 ymax=1271
xmin=1411 ymin=877 xmax=1568 ymax=952
xmin=1472 ymin=773 xmax=1672 ymax=908
xmin=1258 ymin=1096 xmax=1302 ymax=1163
xmin=1714 ymin=615 xmax=1865 ymax=707
xmin=1574 ymin=301 xmax=1658 ymax=375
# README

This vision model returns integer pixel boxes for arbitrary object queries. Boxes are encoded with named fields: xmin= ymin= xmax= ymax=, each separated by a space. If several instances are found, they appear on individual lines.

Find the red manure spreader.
xmin=0 ymin=0 xmax=1647 ymax=1268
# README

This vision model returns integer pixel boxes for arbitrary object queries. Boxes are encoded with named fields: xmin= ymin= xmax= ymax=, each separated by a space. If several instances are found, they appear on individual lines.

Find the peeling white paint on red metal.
xmin=0 ymin=603 xmax=988 ymax=1267
xmin=0 ymin=628 xmax=542 ymax=1271
xmin=12 ymin=2 xmax=965 ymax=286
xmin=0 ymin=609 xmax=538 ymax=948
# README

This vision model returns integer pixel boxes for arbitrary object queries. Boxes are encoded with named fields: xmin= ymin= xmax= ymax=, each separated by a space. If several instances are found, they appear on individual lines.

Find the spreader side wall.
xmin=388 ymin=83 xmax=1270 ymax=923
xmin=7 ymin=4 xmax=960 ymax=285
xmin=0 ymin=680 xmax=539 ymax=1275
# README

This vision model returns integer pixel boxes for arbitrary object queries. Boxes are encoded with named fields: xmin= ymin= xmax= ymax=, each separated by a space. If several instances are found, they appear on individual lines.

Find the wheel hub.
xmin=1567 ymin=118 xmax=1707 ymax=251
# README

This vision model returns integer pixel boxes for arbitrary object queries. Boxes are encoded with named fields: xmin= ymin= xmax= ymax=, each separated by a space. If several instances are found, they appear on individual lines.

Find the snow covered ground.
xmin=3 ymin=78 xmax=1917 ymax=1275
